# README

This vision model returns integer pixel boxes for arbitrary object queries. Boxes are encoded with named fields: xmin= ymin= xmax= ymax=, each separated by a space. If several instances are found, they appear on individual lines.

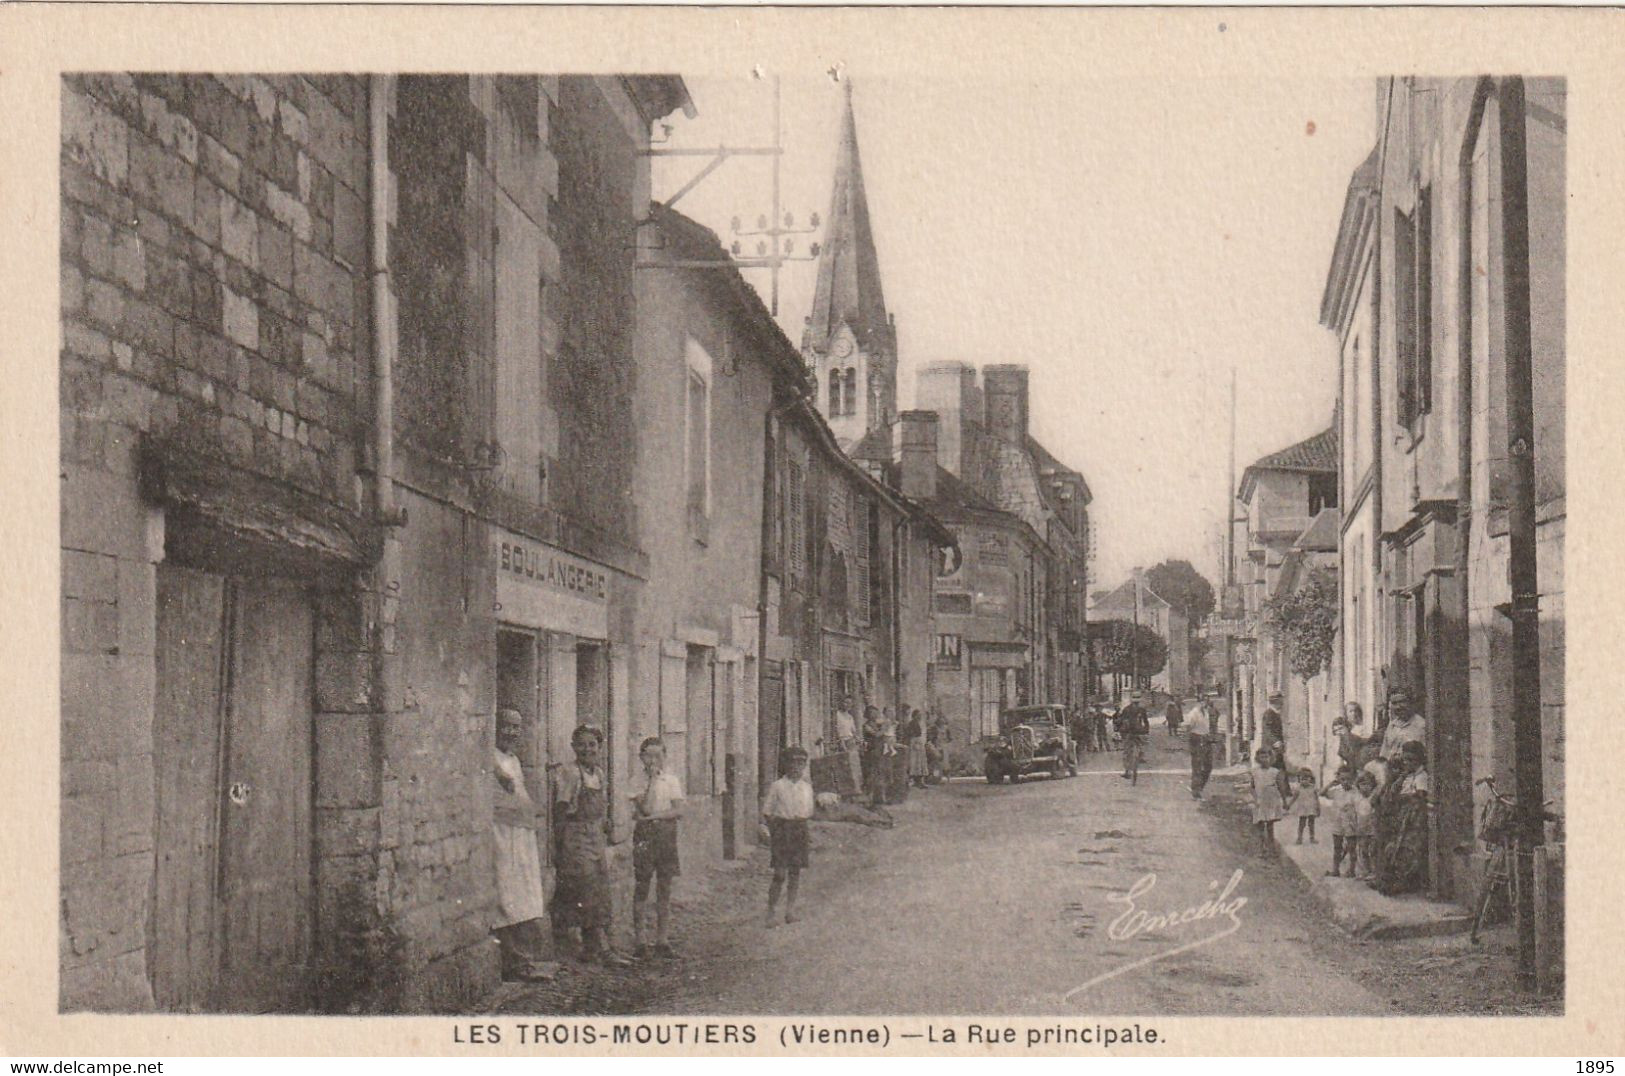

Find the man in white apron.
xmin=493 ymin=709 xmax=553 ymax=981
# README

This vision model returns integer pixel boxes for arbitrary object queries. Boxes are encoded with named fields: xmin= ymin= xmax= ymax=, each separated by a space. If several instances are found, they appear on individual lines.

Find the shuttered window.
xmin=1394 ymin=205 xmax=1417 ymax=428
xmin=853 ymin=494 xmax=871 ymax=625
xmin=786 ymin=458 xmax=805 ymax=584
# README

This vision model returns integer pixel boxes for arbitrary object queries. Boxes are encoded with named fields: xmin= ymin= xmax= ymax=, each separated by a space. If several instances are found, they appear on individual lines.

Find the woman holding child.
xmin=1372 ymin=740 xmax=1432 ymax=895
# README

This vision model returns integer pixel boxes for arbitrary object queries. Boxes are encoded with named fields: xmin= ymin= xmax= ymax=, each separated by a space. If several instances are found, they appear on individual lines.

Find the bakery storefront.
xmin=492 ymin=530 xmax=634 ymax=868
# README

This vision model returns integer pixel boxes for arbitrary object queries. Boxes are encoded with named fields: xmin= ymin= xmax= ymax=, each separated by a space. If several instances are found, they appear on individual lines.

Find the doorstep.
xmin=1276 ymin=833 xmax=1473 ymax=941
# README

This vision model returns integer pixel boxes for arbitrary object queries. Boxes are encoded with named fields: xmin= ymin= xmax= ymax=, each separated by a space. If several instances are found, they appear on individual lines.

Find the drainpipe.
xmin=1497 ymin=76 xmax=1545 ymax=994
xmin=1452 ymin=77 xmax=1494 ymax=906
xmin=370 ymin=75 xmax=406 ymax=529
xmin=890 ymin=515 xmax=905 ymax=713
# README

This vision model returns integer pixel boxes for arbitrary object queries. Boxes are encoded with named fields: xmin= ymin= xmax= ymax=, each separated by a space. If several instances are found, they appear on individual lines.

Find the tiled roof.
xmin=1248 ymin=426 xmax=1338 ymax=474
xmin=920 ymin=465 xmax=1003 ymax=516
xmin=849 ymin=424 xmax=893 ymax=463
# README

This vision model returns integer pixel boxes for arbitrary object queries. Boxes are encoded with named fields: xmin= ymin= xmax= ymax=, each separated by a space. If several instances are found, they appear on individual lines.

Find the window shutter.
xmin=1416 ymin=186 xmax=1434 ymax=416
xmin=1394 ymin=206 xmax=1417 ymax=428
xmin=787 ymin=459 xmax=805 ymax=583
xmin=854 ymin=495 xmax=871 ymax=625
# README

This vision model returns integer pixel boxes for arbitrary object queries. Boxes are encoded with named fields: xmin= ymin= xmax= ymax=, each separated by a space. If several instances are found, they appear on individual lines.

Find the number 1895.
xmin=1577 ymin=1063 xmax=1614 ymax=1073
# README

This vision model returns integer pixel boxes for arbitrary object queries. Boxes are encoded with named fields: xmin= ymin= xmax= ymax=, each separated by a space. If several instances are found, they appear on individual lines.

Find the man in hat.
xmin=1261 ymin=691 xmax=1285 ymax=758
xmin=1115 ymin=691 xmax=1151 ymax=783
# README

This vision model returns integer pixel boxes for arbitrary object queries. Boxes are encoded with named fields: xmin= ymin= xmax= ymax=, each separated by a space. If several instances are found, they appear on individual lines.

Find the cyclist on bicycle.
xmin=1116 ymin=692 xmax=1151 ymax=783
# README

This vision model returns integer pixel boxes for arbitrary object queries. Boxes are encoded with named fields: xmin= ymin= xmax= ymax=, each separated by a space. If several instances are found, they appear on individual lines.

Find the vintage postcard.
xmin=1 ymin=2 xmax=1623 ymax=1060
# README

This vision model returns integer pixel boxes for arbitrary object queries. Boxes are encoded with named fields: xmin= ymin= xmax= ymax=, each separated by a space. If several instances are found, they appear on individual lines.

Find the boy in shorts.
xmin=760 ymin=746 xmax=814 ymax=927
xmin=630 ymin=737 xmax=685 ymax=959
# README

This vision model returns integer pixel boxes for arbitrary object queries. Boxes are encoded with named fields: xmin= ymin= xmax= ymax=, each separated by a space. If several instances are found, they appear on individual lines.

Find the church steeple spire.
xmin=804 ymin=80 xmax=897 ymax=448
xmin=804 ymin=80 xmax=893 ymax=357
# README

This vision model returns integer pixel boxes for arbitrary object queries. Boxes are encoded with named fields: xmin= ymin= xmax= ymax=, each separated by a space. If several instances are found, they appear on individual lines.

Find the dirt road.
xmin=486 ymin=734 xmax=1549 ymax=1017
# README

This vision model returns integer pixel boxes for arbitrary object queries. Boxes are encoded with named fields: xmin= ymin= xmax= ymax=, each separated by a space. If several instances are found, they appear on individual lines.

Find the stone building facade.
xmin=1227 ymin=427 xmax=1339 ymax=770
xmin=1320 ymin=77 xmax=1565 ymax=921
xmin=906 ymin=362 xmax=1092 ymax=753
xmin=58 ymin=72 xmax=692 ymax=1013
xmin=630 ymin=203 xmax=811 ymax=867
xmin=1088 ymin=576 xmax=1191 ymax=698
xmin=760 ymin=394 xmax=951 ymax=777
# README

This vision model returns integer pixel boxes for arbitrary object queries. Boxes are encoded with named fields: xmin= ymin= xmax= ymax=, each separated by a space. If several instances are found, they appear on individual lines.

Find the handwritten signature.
xmin=1062 ymin=869 xmax=1248 ymax=1001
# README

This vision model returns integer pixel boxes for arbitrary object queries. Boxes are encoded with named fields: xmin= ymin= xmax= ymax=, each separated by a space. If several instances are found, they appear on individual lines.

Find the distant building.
xmin=1088 ymin=575 xmax=1189 ymax=697
xmin=901 ymin=362 xmax=1092 ymax=745
xmin=799 ymin=86 xmax=1091 ymax=755
xmin=1228 ymin=425 xmax=1339 ymax=767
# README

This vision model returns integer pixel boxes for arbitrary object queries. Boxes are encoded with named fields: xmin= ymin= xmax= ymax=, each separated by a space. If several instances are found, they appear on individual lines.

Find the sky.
xmin=651 ymin=74 xmax=1375 ymax=591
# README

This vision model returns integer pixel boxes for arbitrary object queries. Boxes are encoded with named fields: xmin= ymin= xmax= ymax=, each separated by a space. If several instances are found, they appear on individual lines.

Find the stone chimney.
xmin=983 ymin=364 xmax=1030 ymax=446
xmin=898 ymin=410 xmax=939 ymax=501
xmin=915 ymin=361 xmax=978 ymax=476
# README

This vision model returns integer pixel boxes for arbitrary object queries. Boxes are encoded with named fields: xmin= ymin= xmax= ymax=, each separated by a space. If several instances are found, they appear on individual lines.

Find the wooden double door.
xmin=151 ymin=563 xmax=315 ymax=1012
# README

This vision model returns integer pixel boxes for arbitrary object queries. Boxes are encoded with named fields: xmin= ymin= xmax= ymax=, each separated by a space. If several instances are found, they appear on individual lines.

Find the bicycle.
xmin=1121 ymin=735 xmax=1143 ymax=786
xmin=1469 ymin=775 xmax=1559 ymax=944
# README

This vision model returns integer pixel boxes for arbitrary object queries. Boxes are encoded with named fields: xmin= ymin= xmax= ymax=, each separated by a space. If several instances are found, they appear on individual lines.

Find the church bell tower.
xmin=802 ymin=81 xmax=897 ymax=450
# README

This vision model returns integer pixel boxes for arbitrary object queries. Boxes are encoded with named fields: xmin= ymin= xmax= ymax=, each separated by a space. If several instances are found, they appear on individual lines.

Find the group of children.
xmin=543 ymin=731 xmax=819 ymax=971
xmin=1248 ymin=744 xmax=1379 ymax=878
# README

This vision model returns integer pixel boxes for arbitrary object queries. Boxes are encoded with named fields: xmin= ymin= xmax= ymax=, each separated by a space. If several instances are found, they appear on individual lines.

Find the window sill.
xmin=1395 ymin=412 xmax=1431 ymax=453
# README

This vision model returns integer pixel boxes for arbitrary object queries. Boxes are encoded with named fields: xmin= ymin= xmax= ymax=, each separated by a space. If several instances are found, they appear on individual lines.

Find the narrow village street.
xmin=486 ymin=734 xmax=1547 ymax=1018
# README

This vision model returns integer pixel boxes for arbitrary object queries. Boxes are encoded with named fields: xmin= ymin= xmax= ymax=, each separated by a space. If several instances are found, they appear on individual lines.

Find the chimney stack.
xmin=983 ymin=364 xmax=1030 ymax=446
xmin=898 ymin=410 xmax=939 ymax=501
xmin=915 ymin=361 xmax=977 ymax=476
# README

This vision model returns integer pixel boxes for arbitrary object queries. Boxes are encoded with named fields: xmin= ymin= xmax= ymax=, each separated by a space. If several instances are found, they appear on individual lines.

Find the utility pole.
xmin=639 ymin=73 xmax=822 ymax=312
xmin=1498 ymin=76 xmax=1545 ymax=994
xmin=1132 ymin=566 xmax=1142 ymax=693
xmin=1224 ymin=366 xmax=1238 ymax=765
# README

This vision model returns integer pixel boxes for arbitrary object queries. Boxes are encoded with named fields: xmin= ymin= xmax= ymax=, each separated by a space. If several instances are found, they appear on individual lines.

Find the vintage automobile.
xmin=983 ymin=704 xmax=1078 ymax=784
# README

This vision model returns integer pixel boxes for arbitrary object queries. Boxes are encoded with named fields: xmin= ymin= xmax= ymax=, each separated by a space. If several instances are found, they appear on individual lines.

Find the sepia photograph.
xmin=50 ymin=63 xmax=1569 ymax=1021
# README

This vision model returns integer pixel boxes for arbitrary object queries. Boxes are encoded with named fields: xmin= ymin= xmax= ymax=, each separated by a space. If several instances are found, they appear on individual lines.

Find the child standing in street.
xmin=1353 ymin=770 xmax=1380 ymax=878
xmin=1289 ymin=768 xmax=1320 ymax=844
xmin=1320 ymin=766 xmax=1360 ymax=877
xmin=630 ymin=737 xmax=684 ymax=960
xmin=1250 ymin=746 xmax=1289 ymax=858
xmin=761 ymin=746 xmax=815 ymax=928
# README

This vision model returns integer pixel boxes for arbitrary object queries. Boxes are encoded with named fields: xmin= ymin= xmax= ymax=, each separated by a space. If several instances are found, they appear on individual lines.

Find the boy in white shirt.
xmin=630 ymin=737 xmax=684 ymax=960
xmin=760 ymin=745 xmax=814 ymax=927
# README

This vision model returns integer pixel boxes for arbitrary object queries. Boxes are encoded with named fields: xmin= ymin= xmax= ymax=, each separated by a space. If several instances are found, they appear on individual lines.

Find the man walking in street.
xmin=1187 ymin=695 xmax=1217 ymax=800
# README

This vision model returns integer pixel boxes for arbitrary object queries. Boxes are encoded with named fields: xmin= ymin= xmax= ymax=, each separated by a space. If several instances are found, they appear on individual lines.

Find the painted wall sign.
xmin=494 ymin=533 xmax=610 ymax=639
xmin=496 ymin=537 xmax=609 ymax=603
